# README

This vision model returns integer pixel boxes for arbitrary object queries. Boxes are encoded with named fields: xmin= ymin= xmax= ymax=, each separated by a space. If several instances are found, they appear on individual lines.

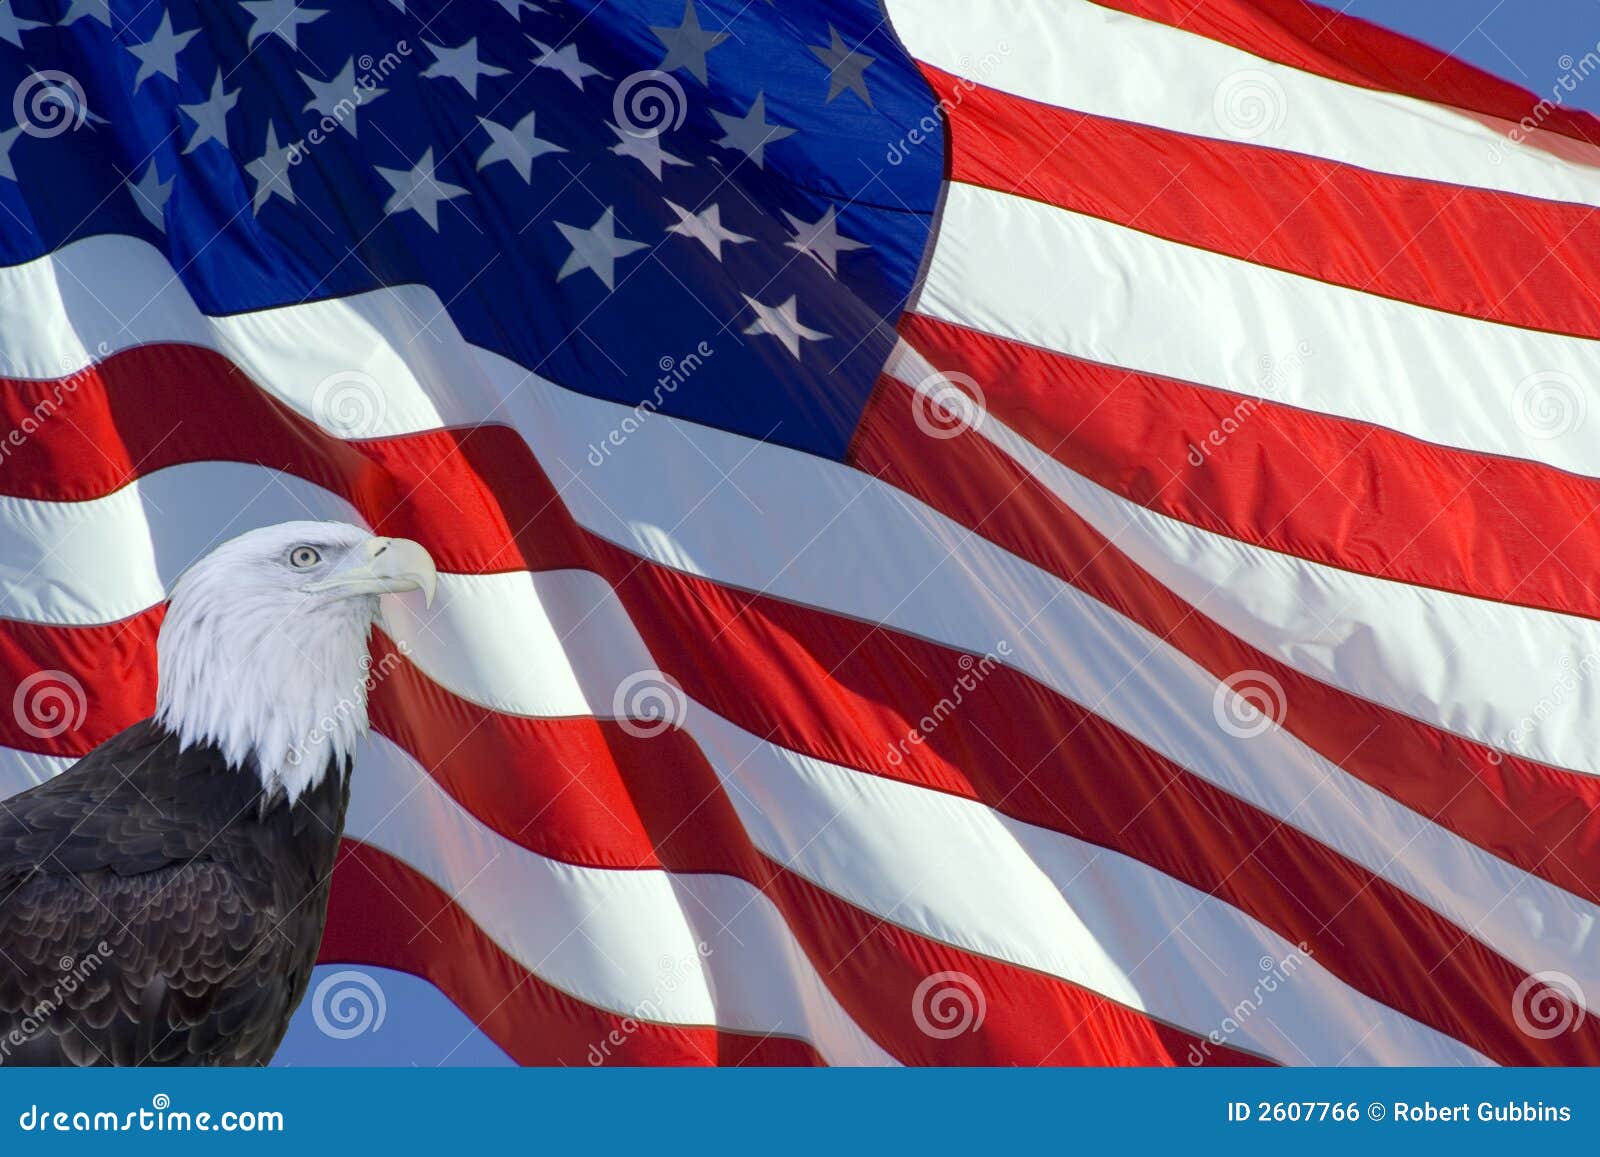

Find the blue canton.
xmin=0 ymin=0 xmax=943 ymax=458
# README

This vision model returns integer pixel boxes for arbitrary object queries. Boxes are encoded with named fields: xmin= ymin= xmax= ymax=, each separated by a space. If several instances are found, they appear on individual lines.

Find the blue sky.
xmin=274 ymin=0 xmax=1600 ymax=1068
xmin=1341 ymin=0 xmax=1600 ymax=114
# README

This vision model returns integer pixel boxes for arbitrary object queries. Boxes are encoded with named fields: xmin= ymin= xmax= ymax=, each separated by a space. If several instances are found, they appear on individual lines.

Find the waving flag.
xmin=1 ymin=0 xmax=1598 ymax=1066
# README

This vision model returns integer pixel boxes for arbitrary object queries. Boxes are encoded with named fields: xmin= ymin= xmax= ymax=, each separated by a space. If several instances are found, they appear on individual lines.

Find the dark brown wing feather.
xmin=0 ymin=720 xmax=348 ymax=1066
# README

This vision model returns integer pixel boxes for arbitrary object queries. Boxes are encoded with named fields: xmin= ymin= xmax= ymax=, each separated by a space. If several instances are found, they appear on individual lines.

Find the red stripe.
xmin=2 ymin=619 xmax=1263 ymax=1065
xmin=926 ymin=64 xmax=1600 ymax=339
xmin=1089 ymin=0 xmax=1600 ymax=151
xmin=4 ymin=583 xmax=1555 ymax=1063
xmin=0 ymin=346 xmax=525 ymax=575
xmin=321 ymin=840 xmax=823 ymax=1067
xmin=364 ymin=636 xmax=1275 ymax=1067
xmin=6 ymin=348 xmax=1593 ymax=1062
xmin=897 ymin=311 xmax=1600 ymax=626
xmin=574 ymin=554 xmax=1595 ymax=1065
xmin=10 ymin=610 xmax=1268 ymax=1065
xmin=2 ymin=346 xmax=1594 ymax=1061
xmin=857 ymin=358 xmax=1600 ymax=901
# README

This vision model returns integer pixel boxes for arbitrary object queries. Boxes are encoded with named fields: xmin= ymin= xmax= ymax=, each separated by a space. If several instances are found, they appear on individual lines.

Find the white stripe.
xmin=0 ymin=448 xmax=1588 ymax=1036
xmin=693 ymin=707 xmax=1489 ymax=1067
xmin=0 ymin=237 xmax=1587 ymax=1038
xmin=19 ymin=223 xmax=1597 ymax=491
xmin=18 ymin=389 xmax=1600 ymax=785
xmin=9 ymin=249 xmax=1600 ymax=783
xmin=8 ymin=216 xmax=1594 ymax=773
xmin=0 ymin=743 xmax=894 ymax=1066
xmin=479 ymin=393 xmax=1600 ymax=1002
xmin=389 ymin=568 xmax=1490 ymax=1064
xmin=9 ymin=288 xmax=1600 ymax=787
xmin=885 ymin=0 xmax=1600 ymax=206
xmin=915 ymin=182 xmax=1600 ymax=478
xmin=0 ymin=463 xmax=363 ymax=625
xmin=348 ymin=735 xmax=892 ymax=1065
xmin=883 ymin=343 xmax=1600 ymax=777
xmin=0 ymin=236 xmax=499 ymax=429
xmin=0 ymin=633 xmax=1482 ymax=1066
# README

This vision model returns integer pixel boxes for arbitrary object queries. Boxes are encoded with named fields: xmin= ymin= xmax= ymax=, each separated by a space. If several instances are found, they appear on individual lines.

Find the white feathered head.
xmin=154 ymin=520 xmax=437 ymax=803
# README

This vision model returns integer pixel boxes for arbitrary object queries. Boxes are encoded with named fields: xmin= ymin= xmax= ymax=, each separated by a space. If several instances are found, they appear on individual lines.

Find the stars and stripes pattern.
xmin=0 ymin=0 xmax=1597 ymax=1066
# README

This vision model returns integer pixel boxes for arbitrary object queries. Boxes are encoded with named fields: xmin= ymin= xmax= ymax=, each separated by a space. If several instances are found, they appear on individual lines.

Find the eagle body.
xmin=0 ymin=521 xmax=437 ymax=1067
xmin=0 ymin=720 xmax=350 ymax=1066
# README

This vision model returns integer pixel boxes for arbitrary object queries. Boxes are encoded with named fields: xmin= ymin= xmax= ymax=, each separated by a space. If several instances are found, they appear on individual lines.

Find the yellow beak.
xmin=307 ymin=536 xmax=438 ymax=608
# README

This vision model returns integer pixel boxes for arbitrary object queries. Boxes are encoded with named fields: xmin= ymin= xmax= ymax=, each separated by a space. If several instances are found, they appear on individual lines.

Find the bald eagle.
xmin=0 ymin=522 xmax=437 ymax=1066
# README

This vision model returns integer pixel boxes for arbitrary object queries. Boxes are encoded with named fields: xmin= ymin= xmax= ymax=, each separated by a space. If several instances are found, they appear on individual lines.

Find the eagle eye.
xmin=288 ymin=546 xmax=322 ymax=570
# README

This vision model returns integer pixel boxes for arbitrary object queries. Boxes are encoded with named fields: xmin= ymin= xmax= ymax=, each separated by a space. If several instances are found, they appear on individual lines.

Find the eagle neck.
xmin=154 ymin=581 xmax=381 ymax=805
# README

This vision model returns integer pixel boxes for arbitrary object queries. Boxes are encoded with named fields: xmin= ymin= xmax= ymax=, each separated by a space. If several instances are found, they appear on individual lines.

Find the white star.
xmin=476 ymin=110 xmax=563 ymax=182
xmin=0 ymin=5 xmax=44 ymax=48
xmin=180 ymin=70 xmax=240 ymax=153
xmin=742 ymin=295 xmax=828 ymax=359
xmin=664 ymin=200 xmax=751 ymax=261
xmin=127 ymin=11 xmax=198 ymax=91
xmin=491 ymin=0 xmax=537 ymax=17
xmin=528 ymin=36 xmax=606 ymax=89
xmin=554 ymin=207 xmax=647 ymax=290
xmin=607 ymin=121 xmax=687 ymax=180
xmin=712 ymin=91 xmax=794 ymax=169
xmin=300 ymin=58 xmax=385 ymax=138
xmin=241 ymin=0 xmax=327 ymax=50
xmin=377 ymin=147 xmax=468 ymax=230
xmin=422 ymin=37 xmax=508 ymax=99
xmin=807 ymin=25 xmax=875 ymax=107
xmin=245 ymin=121 xmax=298 ymax=212
xmin=0 ymin=126 xmax=21 ymax=182
xmin=781 ymin=205 xmax=867 ymax=275
xmin=60 ymin=0 xmax=111 ymax=27
xmin=650 ymin=0 xmax=726 ymax=85
xmin=126 ymin=159 xmax=172 ymax=230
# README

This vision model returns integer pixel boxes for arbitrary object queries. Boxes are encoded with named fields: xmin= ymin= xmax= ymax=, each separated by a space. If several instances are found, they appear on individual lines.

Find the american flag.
xmin=0 ymin=0 xmax=1596 ymax=1066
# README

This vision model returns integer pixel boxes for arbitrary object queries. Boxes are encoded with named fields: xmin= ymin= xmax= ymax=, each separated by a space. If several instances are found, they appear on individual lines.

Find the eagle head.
xmin=153 ymin=521 xmax=438 ymax=804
